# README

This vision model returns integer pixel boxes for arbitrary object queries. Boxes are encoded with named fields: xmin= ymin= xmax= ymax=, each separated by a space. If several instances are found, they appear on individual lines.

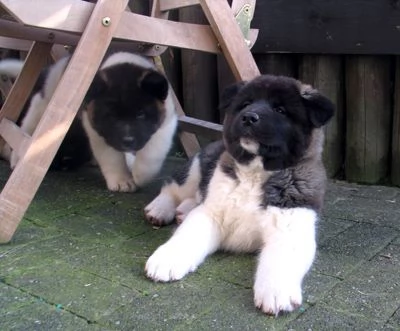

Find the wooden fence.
xmin=1 ymin=0 xmax=398 ymax=186
xmin=161 ymin=1 xmax=400 ymax=186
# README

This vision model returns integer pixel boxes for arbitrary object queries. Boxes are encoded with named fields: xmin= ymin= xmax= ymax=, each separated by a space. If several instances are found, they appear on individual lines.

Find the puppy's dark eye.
xmin=241 ymin=101 xmax=252 ymax=109
xmin=136 ymin=110 xmax=146 ymax=120
xmin=273 ymin=106 xmax=286 ymax=114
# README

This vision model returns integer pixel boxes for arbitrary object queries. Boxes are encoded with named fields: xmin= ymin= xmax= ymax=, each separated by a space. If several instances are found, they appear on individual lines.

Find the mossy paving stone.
xmin=313 ymin=223 xmax=397 ymax=278
xmin=322 ymin=244 xmax=400 ymax=320
xmin=0 ymin=235 xmax=101 ymax=270
xmin=176 ymin=286 xmax=302 ymax=331
xmin=0 ymin=285 xmax=104 ymax=330
xmin=98 ymin=279 xmax=272 ymax=330
xmin=0 ymin=282 xmax=37 ymax=312
xmin=326 ymin=180 xmax=400 ymax=201
xmin=0 ymin=220 xmax=62 ymax=255
xmin=3 ymin=260 xmax=140 ymax=323
xmin=302 ymin=268 xmax=341 ymax=305
xmin=48 ymin=213 xmax=146 ymax=243
xmin=2 ymin=306 xmax=103 ymax=331
xmin=285 ymin=304 xmax=383 ymax=331
xmin=315 ymin=216 xmax=355 ymax=246
xmin=323 ymin=194 xmax=400 ymax=229
xmin=386 ymin=308 xmax=400 ymax=330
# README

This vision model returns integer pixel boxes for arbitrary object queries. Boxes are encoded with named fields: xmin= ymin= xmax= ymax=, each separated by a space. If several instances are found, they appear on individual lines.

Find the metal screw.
xmin=102 ymin=17 xmax=111 ymax=26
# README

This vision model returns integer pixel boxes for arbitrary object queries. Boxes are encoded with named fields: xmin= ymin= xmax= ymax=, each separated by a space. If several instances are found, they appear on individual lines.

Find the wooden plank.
xmin=392 ymin=57 xmax=400 ymax=186
xmin=0 ymin=36 xmax=31 ymax=51
xmin=178 ymin=115 xmax=222 ymax=140
xmin=160 ymin=0 xmax=199 ymax=11
xmin=0 ymin=0 xmax=129 ymax=243
xmin=0 ymin=0 xmax=221 ymax=54
xmin=180 ymin=5 xmax=218 ymax=125
xmin=152 ymin=55 xmax=200 ymax=157
xmin=150 ymin=1 xmax=201 ymax=157
xmin=0 ymin=118 xmax=30 ymax=151
xmin=254 ymin=53 xmax=297 ymax=76
xmin=299 ymin=55 xmax=344 ymax=178
xmin=0 ymin=19 xmax=165 ymax=57
xmin=345 ymin=55 xmax=391 ymax=184
xmin=200 ymin=0 xmax=259 ymax=81
xmin=0 ymin=42 xmax=52 ymax=124
xmin=0 ymin=73 xmax=12 ymax=102
xmin=250 ymin=0 xmax=400 ymax=55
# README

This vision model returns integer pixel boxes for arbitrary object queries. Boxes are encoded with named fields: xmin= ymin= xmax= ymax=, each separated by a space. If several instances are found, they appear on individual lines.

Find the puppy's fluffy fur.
xmin=144 ymin=75 xmax=334 ymax=316
xmin=0 ymin=52 xmax=177 ymax=191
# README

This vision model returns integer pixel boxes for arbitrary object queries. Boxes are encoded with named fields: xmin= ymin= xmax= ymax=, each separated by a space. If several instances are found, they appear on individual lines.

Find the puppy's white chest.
xmin=204 ymin=161 xmax=271 ymax=251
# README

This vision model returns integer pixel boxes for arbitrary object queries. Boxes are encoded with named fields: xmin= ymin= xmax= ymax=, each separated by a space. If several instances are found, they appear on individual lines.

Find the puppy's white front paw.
xmin=253 ymin=274 xmax=302 ymax=316
xmin=145 ymin=242 xmax=197 ymax=282
xmin=144 ymin=194 xmax=176 ymax=226
xmin=105 ymin=174 xmax=136 ymax=192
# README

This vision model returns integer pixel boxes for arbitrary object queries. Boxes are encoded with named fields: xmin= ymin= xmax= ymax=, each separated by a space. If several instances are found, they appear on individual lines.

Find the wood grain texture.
xmin=392 ymin=57 xmax=400 ymax=186
xmin=0 ymin=42 xmax=52 ymax=129
xmin=254 ymin=53 xmax=297 ymax=76
xmin=299 ymin=55 xmax=344 ymax=178
xmin=251 ymin=0 xmax=400 ymax=55
xmin=180 ymin=5 xmax=218 ymax=125
xmin=200 ymin=0 xmax=259 ymax=81
xmin=0 ymin=0 xmax=129 ymax=243
xmin=345 ymin=55 xmax=392 ymax=184
xmin=1 ymin=0 xmax=221 ymax=54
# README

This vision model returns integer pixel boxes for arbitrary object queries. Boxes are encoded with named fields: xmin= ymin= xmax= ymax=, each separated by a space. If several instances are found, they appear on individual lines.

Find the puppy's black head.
xmin=85 ymin=62 xmax=169 ymax=152
xmin=221 ymin=75 xmax=334 ymax=170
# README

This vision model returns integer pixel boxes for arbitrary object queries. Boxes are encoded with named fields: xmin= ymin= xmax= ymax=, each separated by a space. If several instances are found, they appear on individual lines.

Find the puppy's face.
xmin=221 ymin=75 xmax=334 ymax=170
xmin=85 ymin=63 xmax=168 ymax=152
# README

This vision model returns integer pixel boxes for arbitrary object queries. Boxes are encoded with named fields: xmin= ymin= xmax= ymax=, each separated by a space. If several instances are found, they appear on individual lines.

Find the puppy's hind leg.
xmin=145 ymin=156 xmax=201 ymax=226
xmin=145 ymin=204 xmax=220 ymax=282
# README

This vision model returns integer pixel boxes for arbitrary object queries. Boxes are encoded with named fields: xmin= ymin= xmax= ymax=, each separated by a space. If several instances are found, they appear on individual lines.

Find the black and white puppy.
xmin=0 ymin=52 xmax=177 ymax=191
xmin=144 ymin=75 xmax=334 ymax=316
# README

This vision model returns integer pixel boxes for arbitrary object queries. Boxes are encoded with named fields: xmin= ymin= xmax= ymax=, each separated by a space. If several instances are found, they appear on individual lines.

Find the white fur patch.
xmin=253 ymin=206 xmax=317 ymax=315
xmin=240 ymin=138 xmax=259 ymax=154
xmin=146 ymin=205 xmax=220 ymax=281
xmin=101 ymin=52 xmax=154 ymax=70
xmin=0 ymin=59 xmax=24 ymax=78
xmin=144 ymin=156 xmax=201 ymax=224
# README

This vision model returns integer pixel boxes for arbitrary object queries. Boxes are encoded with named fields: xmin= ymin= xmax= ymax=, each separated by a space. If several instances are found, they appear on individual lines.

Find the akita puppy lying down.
xmin=0 ymin=52 xmax=177 ymax=191
xmin=144 ymin=75 xmax=334 ymax=315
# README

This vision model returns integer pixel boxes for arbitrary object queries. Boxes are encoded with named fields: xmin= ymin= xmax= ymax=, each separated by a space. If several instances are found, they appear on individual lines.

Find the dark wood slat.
xmin=178 ymin=116 xmax=222 ymax=140
xmin=252 ymin=0 xmax=400 ymax=55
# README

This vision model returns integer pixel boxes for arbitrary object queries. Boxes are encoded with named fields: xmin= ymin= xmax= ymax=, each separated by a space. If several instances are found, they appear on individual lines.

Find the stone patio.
xmin=0 ymin=158 xmax=399 ymax=330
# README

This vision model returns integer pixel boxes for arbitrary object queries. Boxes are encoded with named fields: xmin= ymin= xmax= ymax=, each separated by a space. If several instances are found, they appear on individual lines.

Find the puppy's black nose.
xmin=241 ymin=112 xmax=259 ymax=126
xmin=122 ymin=136 xmax=135 ymax=148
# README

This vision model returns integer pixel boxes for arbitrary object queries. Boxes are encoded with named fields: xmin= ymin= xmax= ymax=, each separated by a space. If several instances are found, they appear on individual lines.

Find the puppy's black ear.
xmin=219 ymin=81 xmax=246 ymax=111
xmin=301 ymin=85 xmax=335 ymax=128
xmin=85 ymin=72 xmax=107 ymax=102
xmin=140 ymin=70 xmax=169 ymax=101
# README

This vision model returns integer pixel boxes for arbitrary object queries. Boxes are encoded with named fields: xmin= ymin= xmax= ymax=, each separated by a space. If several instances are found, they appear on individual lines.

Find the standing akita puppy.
xmin=0 ymin=52 xmax=177 ymax=191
